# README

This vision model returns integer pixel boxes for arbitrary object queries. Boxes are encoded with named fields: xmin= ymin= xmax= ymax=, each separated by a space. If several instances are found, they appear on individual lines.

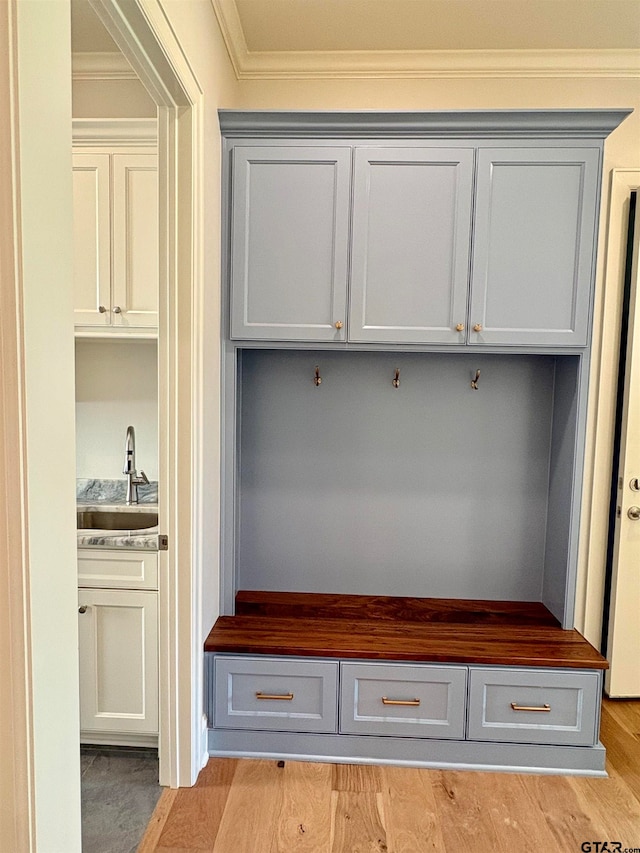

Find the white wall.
xmin=73 ymin=77 xmax=156 ymax=118
xmin=15 ymin=0 xmax=82 ymax=849
xmin=75 ymin=339 xmax=158 ymax=481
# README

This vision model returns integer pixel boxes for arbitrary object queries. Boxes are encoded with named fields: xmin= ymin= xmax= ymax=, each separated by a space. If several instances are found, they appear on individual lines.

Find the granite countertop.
xmin=76 ymin=479 xmax=164 ymax=552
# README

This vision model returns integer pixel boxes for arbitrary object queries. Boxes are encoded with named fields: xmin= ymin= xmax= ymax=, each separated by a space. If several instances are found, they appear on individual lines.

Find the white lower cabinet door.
xmin=78 ymin=588 xmax=158 ymax=736
xmin=340 ymin=662 xmax=467 ymax=738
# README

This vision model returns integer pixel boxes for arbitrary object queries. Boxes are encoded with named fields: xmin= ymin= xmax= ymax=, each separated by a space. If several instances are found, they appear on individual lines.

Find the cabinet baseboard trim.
xmin=208 ymin=728 xmax=606 ymax=776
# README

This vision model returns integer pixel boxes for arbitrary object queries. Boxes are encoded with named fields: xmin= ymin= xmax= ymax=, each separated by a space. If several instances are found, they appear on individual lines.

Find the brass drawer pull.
xmin=381 ymin=697 xmax=421 ymax=707
xmin=510 ymin=702 xmax=551 ymax=712
xmin=256 ymin=691 xmax=294 ymax=701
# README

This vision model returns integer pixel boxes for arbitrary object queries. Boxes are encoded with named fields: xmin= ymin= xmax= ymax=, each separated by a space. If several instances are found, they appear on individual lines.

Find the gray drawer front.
xmin=214 ymin=656 xmax=338 ymax=733
xmin=340 ymin=662 xmax=467 ymax=739
xmin=467 ymin=668 xmax=600 ymax=746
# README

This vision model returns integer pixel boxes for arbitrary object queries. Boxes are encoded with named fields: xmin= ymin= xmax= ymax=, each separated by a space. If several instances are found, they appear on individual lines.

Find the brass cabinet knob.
xmin=455 ymin=323 xmax=464 ymax=332
xmin=473 ymin=323 xmax=483 ymax=333
xmin=113 ymin=306 xmax=122 ymax=314
xmin=98 ymin=305 xmax=107 ymax=314
xmin=78 ymin=605 xmax=88 ymax=614
xmin=334 ymin=321 xmax=344 ymax=330
xmin=628 ymin=506 xmax=640 ymax=521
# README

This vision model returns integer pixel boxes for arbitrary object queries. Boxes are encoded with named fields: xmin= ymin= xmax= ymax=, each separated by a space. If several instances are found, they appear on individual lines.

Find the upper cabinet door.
xmin=230 ymin=146 xmax=351 ymax=341
xmin=349 ymin=148 xmax=474 ymax=344
xmin=112 ymin=153 xmax=159 ymax=329
xmin=72 ymin=153 xmax=111 ymax=326
xmin=469 ymin=148 xmax=600 ymax=347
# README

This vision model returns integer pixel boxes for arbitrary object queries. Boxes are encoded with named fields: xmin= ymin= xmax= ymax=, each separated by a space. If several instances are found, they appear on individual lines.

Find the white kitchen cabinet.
xmin=72 ymin=150 xmax=158 ymax=335
xmin=77 ymin=547 xmax=158 ymax=590
xmin=78 ymin=548 xmax=159 ymax=744
xmin=78 ymin=587 xmax=158 ymax=742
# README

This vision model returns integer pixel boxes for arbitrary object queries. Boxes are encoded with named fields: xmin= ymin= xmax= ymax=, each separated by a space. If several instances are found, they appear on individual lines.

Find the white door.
xmin=606 ymin=197 xmax=640 ymax=697
xmin=78 ymin=588 xmax=158 ymax=736
xmin=112 ymin=153 xmax=159 ymax=328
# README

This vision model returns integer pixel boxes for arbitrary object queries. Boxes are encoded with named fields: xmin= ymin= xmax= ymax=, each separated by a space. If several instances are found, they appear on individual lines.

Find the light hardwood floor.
xmin=138 ymin=698 xmax=640 ymax=853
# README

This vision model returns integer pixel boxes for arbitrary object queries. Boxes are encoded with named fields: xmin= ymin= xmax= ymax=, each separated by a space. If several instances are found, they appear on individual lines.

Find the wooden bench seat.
xmin=204 ymin=591 xmax=607 ymax=670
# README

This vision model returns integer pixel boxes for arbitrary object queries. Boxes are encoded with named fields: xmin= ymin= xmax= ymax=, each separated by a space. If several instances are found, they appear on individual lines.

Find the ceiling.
xmin=233 ymin=0 xmax=640 ymax=52
xmin=71 ymin=0 xmax=640 ymax=79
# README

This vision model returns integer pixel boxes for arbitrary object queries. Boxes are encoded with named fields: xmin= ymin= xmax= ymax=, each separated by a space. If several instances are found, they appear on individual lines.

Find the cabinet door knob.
xmin=113 ymin=306 xmax=122 ymax=314
xmin=630 ymin=478 xmax=640 ymax=492
xmin=455 ymin=323 xmax=464 ymax=332
xmin=78 ymin=605 xmax=88 ymax=614
xmin=473 ymin=323 xmax=483 ymax=333
xmin=334 ymin=321 xmax=343 ymax=330
xmin=628 ymin=506 xmax=640 ymax=521
xmin=98 ymin=305 xmax=107 ymax=314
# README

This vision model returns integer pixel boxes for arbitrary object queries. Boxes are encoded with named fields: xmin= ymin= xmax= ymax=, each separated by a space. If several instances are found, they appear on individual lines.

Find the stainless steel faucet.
xmin=123 ymin=425 xmax=149 ymax=505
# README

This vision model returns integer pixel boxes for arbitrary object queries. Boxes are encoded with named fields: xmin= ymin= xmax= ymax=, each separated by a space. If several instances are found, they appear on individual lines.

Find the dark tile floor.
xmin=81 ymin=746 xmax=162 ymax=853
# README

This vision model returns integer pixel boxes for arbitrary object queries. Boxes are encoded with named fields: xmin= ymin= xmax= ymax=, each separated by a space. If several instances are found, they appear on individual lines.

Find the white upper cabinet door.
xmin=72 ymin=153 xmax=111 ymax=326
xmin=349 ymin=148 xmax=474 ymax=344
xmin=112 ymin=153 xmax=159 ymax=329
xmin=469 ymin=148 xmax=601 ymax=347
xmin=230 ymin=146 xmax=351 ymax=341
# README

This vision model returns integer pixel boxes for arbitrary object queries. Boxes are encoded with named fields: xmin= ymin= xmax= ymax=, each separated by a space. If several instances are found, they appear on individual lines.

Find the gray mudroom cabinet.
xmin=229 ymin=122 xmax=603 ymax=347
xmin=207 ymin=110 xmax=631 ymax=775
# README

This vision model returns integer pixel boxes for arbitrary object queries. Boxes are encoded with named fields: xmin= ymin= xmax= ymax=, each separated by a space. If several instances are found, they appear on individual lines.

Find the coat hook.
xmin=471 ymin=369 xmax=481 ymax=390
xmin=314 ymin=365 xmax=322 ymax=387
xmin=392 ymin=368 xmax=400 ymax=389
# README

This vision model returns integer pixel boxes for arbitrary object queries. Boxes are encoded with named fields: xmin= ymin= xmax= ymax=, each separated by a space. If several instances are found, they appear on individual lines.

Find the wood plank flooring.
xmin=138 ymin=698 xmax=640 ymax=853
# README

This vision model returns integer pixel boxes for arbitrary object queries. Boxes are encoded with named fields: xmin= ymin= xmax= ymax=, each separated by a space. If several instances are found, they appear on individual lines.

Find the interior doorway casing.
xmin=577 ymin=169 xmax=640 ymax=651
xmin=88 ymin=0 xmax=206 ymax=787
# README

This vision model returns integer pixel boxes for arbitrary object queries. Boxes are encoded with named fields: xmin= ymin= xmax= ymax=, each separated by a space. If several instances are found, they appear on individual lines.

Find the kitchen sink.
xmin=77 ymin=510 xmax=158 ymax=531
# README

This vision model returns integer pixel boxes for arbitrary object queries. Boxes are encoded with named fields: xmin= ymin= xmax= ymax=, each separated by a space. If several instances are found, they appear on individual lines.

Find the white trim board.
xmin=72 ymin=117 xmax=157 ymax=146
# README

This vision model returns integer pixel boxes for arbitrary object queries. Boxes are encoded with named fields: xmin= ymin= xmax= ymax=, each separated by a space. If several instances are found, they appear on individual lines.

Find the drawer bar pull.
xmin=510 ymin=702 xmax=551 ymax=712
xmin=381 ymin=697 xmax=421 ymax=707
xmin=256 ymin=692 xmax=294 ymax=701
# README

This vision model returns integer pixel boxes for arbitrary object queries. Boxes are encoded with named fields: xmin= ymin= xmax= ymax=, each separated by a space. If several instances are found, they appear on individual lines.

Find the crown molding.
xmin=72 ymin=118 xmax=157 ymax=146
xmin=218 ymin=109 xmax=632 ymax=139
xmin=210 ymin=0 xmax=640 ymax=80
xmin=72 ymin=51 xmax=138 ymax=81
xmin=235 ymin=48 xmax=640 ymax=81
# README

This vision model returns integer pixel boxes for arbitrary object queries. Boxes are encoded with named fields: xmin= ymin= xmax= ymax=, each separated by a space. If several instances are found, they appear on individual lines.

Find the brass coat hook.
xmin=392 ymin=368 xmax=400 ymax=388
xmin=314 ymin=365 xmax=322 ymax=387
xmin=471 ymin=369 xmax=481 ymax=390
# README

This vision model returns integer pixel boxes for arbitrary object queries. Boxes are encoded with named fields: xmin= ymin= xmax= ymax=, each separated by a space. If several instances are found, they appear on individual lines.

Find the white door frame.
xmin=89 ymin=0 xmax=205 ymax=787
xmin=606 ymin=187 xmax=640 ymax=696
xmin=0 ymin=1 xmax=36 ymax=846
xmin=577 ymin=169 xmax=640 ymax=648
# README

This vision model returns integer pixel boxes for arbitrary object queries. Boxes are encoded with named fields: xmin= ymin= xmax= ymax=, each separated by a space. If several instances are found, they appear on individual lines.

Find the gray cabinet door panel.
xmin=214 ymin=656 xmax=339 ymax=733
xmin=230 ymin=146 xmax=351 ymax=341
xmin=469 ymin=148 xmax=600 ymax=346
xmin=340 ymin=662 xmax=467 ymax=738
xmin=349 ymin=148 xmax=474 ymax=344
xmin=467 ymin=667 xmax=600 ymax=746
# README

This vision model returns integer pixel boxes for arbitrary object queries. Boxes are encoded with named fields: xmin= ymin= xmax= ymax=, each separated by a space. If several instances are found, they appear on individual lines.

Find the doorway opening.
xmin=71 ymin=0 xmax=205 ymax=791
